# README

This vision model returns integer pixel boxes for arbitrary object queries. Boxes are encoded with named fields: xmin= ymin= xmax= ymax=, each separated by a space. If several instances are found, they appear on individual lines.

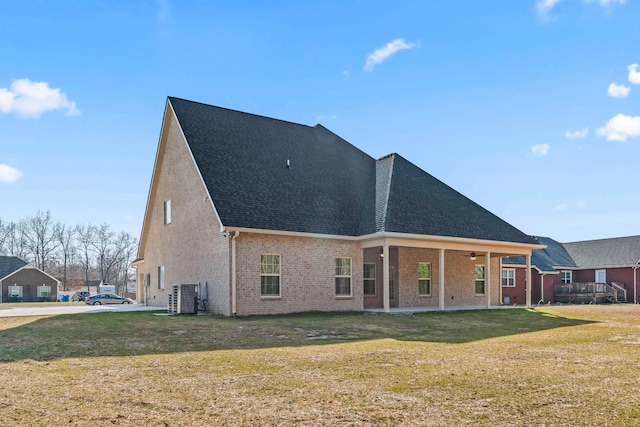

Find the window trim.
xmin=37 ymin=285 xmax=51 ymax=298
xmin=561 ymin=270 xmax=572 ymax=285
xmin=260 ymin=253 xmax=281 ymax=297
xmin=335 ymin=257 xmax=352 ymax=297
xmin=164 ymin=200 xmax=172 ymax=225
xmin=418 ymin=262 xmax=432 ymax=296
xmin=9 ymin=285 xmax=23 ymax=298
xmin=475 ymin=264 xmax=486 ymax=295
xmin=502 ymin=268 xmax=516 ymax=287
xmin=363 ymin=263 xmax=376 ymax=297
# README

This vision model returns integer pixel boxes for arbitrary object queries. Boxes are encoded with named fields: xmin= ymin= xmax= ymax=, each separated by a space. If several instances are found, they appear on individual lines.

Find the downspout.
xmin=231 ymin=231 xmax=240 ymax=316
xmin=633 ymin=260 xmax=639 ymax=304
xmin=540 ymin=273 xmax=546 ymax=303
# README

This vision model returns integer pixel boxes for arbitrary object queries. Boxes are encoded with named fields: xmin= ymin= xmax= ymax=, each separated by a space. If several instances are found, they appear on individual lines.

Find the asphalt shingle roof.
xmin=502 ymin=236 xmax=576 ymax=272
xmin=564 ymin=235 xmax=640 ymax=268
xmin=0 ymin=256 xmax=28 ymax=280
xmin=169 ymin=97 xmax=537 ymax=245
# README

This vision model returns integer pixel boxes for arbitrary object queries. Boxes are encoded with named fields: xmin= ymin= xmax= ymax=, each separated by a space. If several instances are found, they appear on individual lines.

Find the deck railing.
xmin=554 ymin=282 xmax=626 ymax=303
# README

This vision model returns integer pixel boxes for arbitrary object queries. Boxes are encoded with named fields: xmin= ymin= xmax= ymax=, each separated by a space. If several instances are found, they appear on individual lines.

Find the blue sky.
xmin=1 ymin=0 xmax=638 ymax=242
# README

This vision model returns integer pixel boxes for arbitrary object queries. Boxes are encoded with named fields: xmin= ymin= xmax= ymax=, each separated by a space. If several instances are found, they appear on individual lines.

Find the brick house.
xmin=134 ymin=97 xmax=543 ymax=316
xmin=0 ymin=256 xmax=59 ymax=303
xmin=502 ymin=235 xmax=640 ymax=304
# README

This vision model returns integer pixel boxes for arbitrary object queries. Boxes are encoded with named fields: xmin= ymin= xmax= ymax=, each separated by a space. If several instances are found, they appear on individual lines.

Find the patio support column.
xmin=383 ymin=244 xmax=390 ymax=313
xmin=439 ymin=248 xmax=445 ymax=311
xmin=485 ymin=251 xmax=491 ymax=308
xmin=526 ymin=254 xmax=532 ymax=308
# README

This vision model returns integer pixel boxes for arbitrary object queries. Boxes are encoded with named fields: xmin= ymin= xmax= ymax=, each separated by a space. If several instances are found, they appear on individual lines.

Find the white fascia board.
xmin=222 ymin=227 xmax=545 ymax=254
xmin=359 ymin=231 xmax=545 ymax=254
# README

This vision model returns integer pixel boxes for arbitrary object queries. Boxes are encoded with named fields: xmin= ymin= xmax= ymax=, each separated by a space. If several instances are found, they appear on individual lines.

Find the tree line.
xmin=0 ymin=211 xmax=138 ymax=294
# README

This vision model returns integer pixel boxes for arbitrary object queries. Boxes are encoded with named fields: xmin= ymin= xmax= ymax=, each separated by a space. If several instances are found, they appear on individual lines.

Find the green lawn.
xmin=0 ymin=305 xmax=639 ymax=426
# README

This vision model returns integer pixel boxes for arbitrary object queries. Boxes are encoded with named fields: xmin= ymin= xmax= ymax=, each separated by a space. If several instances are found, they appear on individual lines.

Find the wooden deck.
xmin=554 ymin=282 xmax=627 ymax=304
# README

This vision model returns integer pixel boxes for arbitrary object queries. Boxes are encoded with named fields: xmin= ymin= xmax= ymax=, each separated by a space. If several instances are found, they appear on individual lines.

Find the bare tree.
xmin=22 ymin=210 xmax=61 ymax=270
xmin=56 ymin=224 xmax=76 ymax=291
xmin=92 ymin=223 xmax=123 ymax=284
xmin=75 ymin=223 xmax=97 ymax=291
xmin=0 ymin=219 xmax=9 ymax=254
xmin=4 ymin=221 xmax=29 ymax=260
xmin=113 ymin=231 xmax=138 ymax=294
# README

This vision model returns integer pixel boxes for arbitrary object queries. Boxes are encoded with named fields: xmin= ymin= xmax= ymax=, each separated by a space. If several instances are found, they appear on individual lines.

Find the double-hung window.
xmin=9 ymin=285 xmax=23 ymax=298
xmin=37 ymin=285 xmax=51 ymax=298
xmin=335 ymin=258 xmax=352 ymax=296
xmin=418 ymin=262 xmax=431 ymax=296
xmin=363 ymin=263 xmax=376 ymax=296
xmin=561 ymin=270 xmax=572 ymax=284
xmin=502 ymin=268 xmax=515 ymax=287
xmin=260 ymin=254 xmax=281 ymax=296
xmin=475 ymin=265 xmax=485 ymax=295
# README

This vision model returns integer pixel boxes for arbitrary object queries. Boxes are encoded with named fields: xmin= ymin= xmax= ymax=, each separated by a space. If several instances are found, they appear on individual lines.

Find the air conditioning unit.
xmin=167 ymin=284 xmax=198 ymax=314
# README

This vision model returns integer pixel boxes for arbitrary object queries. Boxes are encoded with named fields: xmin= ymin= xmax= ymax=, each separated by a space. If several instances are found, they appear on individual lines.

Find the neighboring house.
xmin=134 ymin=97 xmax=543 ymax=316
xmin=0 ymin=256 xmax=60 ymax=303
xmin=502 ymin=235 xmax=640 ymax=304
xmin=502 ymin=237 xmax=577 ymax=305
xmin=564 ymin=235 xmax=640 ymax=303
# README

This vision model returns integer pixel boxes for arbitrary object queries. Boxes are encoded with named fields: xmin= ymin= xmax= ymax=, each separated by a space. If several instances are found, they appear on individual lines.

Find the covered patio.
xmin=360 ymin=233 xmax=541 ymax=313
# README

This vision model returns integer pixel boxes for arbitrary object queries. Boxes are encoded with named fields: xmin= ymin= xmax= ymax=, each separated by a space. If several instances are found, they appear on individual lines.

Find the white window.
xmin=595 ymin=269 xmax=606 ymax=284
xmin=158 ymin=266 xmax=165 ymax=290
xmin=502 ymin=268 xmax=516 ymax=287
xmin=37 ymin=285 xmax=51 ymax=298
xmin=561 ymin=270 xmax=572 ymax=284
xmin=363 ymin=263 xmax=376 ymax=296
xmin=418 ymin=262 xmax=431 ymax=296
xmin=9 ymin=285 xmax=23 ymax=298
xmin=164 ymin=200 xmax=172 ymax=224
xmin=475 ymin=265 xmax=485 ymax=295
xmin=261 ymin=254 xmax=281 ymax=296
xmin=335 ymin=258 xmax=352 ymax=296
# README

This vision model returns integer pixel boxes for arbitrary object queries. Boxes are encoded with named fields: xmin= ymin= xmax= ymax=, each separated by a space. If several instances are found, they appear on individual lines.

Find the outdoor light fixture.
xmin=470 ymin=252 xmax=477 ymax=261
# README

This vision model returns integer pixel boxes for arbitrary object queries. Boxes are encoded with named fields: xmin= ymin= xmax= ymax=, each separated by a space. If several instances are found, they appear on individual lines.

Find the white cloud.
xmin=316 ymin=115 xmax=337 ymax=122
xmin=628 ymin=64 xmax=640 ymax=84
xmin=596 ymin=113 xmax=640 ymax=141
xmin=364 ymin=38 xmax=417 ymax=72
xmin=0 ymin=78 xmax=79 ymax=117
xmin=537 ymin=0 xmax=563 ymax=15
xmin=607 ymin=82 xmax=630 ymax=98
xmin=588 ymin=0 xmax=626 ymax=5
xmin=531 ymin=143 xmax=550 ymax=157
xmin=552 ymin=203 xmax=568 ymax=212
xmin=0 ymin=164 xmax=24 ymax=183
xmin=565 ymin=128 xmax=589 ymax=139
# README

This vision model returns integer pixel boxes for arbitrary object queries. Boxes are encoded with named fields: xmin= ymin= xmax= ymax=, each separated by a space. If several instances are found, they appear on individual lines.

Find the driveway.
xmin=0 ymin=303 xmax=164 ymax=318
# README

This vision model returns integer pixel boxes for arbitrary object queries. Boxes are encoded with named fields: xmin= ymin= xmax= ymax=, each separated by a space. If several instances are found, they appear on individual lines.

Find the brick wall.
xmin=1 ymin=267 xmax=58 ymax=302
xmin=139 ymin=110 xmax=231 ymax=315
xmin=235 ymin=233 xmax=363 ymax=315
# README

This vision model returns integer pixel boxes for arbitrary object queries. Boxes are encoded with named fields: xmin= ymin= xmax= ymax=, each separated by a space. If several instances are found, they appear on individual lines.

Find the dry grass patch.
xmin=1 ymin=305 xmax=639 ymax=426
